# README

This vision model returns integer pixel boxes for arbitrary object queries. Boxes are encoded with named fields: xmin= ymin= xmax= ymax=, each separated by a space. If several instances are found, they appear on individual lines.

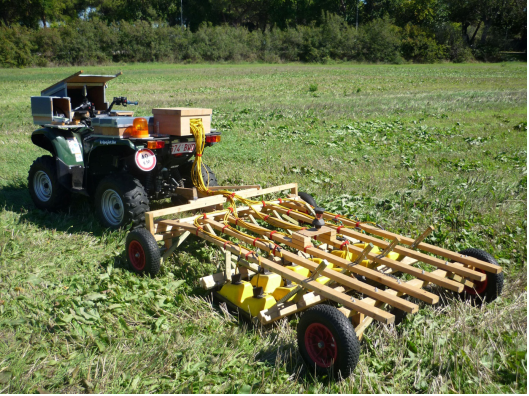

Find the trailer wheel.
xmin=298 ymin=192 xmax=318 ymax=207
xmin=126 ymin=228 xmax=161 ymax=276
xmin=458 ymin=248 xmax=504 ymax=303
xmin=297 ymin=305 xmax=360 ymax=379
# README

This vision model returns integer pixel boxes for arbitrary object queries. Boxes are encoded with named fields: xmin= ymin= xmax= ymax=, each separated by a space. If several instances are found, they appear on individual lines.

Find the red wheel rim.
xmin=304 ymin=323 xmax=338 ymax=368
xmin=129 ymin=240 xmax=146 ymax=271
xmin=464 ymin=269 xmax=488 ymax=295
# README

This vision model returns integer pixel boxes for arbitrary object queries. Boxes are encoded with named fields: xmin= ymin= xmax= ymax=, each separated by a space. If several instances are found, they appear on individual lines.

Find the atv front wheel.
xmin=28 ymin=155 xmax=71 ymax=211
xmin=95 ymin=174 xmax=149 ymax=229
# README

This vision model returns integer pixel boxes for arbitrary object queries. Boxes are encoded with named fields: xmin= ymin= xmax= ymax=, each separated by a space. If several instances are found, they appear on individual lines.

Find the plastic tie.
xmin=195 ymin=226 xmax=203 ymax=236
xmin=337 ymin=226 xmax=344 ymax=233
xmin=196 ymin=154 xmax=202 ymax=157
xmin=230 ymin=192 xmax=236 ymax=199
xmin=286 ymin=209 xmax=292 ymax=215
xmin=203 ymin=214 xmax=207 ymax=219
xmin=272 ymin=244 xmax=281 ymax=256
xmin=278 ymin=198 xmax=283 ymax=204
xmin=340 ymin=241 xmax=350 ymax=250
xmin=261 ymin=200 xmax=266 ymax=207
xmin=269 ymin=231 xmax=277 ymax=239
xmin=245 ymin=251 xmax=254 ymax=260
xmin=223 ymin=241 xmax=230 ymax=250
xmin=229 ymin=207 xmax=234 ymax=213
xmin=355 ymin=222 xmax=361 ymax=228
xmin=264 ymin=215 xmax=270 ymax=221
xmin=304 ymin=245 xmax=313 ymax=253
xmin=252 ymin=238 xmax=259 ymax=247
xmin=334 ymin=214 xmax=341 ymax=221
xmin=222 ymin=225 xmax=229 ymax=233
xmin=235 ymin=219 xmax=239 ymax=226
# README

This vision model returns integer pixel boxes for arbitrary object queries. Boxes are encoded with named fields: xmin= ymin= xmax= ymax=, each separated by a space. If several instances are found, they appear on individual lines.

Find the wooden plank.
xmin=176 ymin=222 xmax=395 ymax=324
xmin=147 ymin=183 xmax=297 ymax=219
xmin=207 ymin=185 xmax=261 ymax=191
xmin=203 ymin=218 xmax=420 ymax=313
xmin=270 ymin=205 xmax=486 ymax=282
xmin=145 ymin=212 xmax=154 ymax=235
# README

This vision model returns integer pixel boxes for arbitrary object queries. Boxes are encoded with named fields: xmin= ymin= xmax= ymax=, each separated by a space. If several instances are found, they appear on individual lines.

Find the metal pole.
xmin=181 ymin=0 xmax=183 ymax=29
xmin=356 ymin=0 xmax=359 ymax=31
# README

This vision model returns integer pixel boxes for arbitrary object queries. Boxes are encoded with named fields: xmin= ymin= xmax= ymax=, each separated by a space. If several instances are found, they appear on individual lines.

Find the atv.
xmin=28 ymin=71 xmax=220 ymax=229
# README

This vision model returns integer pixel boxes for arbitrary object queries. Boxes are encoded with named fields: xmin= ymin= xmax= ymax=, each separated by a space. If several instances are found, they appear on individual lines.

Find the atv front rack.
xmin=126 ymin=182 xmax=502 ymax=377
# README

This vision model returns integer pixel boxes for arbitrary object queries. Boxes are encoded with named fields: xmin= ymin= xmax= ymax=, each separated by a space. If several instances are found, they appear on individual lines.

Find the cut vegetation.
xmin=0 ymin=63 xmax=526 ymax=393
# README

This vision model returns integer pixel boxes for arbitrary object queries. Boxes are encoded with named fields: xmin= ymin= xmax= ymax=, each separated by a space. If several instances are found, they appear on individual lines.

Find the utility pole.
xmin=181 ymin=0 xmax=183 ymax=29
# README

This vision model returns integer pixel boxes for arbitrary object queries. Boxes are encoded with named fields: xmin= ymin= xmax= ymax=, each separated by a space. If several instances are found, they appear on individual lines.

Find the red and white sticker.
xmin=135 ymin=149 xmax=156 ymax=171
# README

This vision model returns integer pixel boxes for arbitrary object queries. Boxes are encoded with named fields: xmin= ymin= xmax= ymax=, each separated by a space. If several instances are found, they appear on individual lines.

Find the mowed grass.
xmin=0 ymin=63 xmax=526 ymax=393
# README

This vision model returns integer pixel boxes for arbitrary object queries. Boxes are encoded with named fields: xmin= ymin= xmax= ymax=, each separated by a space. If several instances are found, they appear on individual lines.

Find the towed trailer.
xmin=124 ymin=182 xmax=503 ymax=379
xmin=124 ymin=117 xmax=503 ymax=379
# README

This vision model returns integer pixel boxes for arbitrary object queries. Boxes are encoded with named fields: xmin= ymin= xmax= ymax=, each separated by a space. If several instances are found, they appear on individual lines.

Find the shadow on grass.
xmin=0 ymin=181 xmax=187 ymax=238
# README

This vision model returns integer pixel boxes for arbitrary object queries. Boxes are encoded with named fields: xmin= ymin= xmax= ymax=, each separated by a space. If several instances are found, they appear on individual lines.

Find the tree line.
xmin=0 ymin=0 xmax=526 ymax=67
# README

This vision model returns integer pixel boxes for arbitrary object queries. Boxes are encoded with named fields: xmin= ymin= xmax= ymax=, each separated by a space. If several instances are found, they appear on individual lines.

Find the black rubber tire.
xmin=458 ymin=248 xmax=504 ymax=304
xmin=297 ymin=304 xmax=360 ymax=379
xmin=299 ymin=192 xmax=318 ymax=207
xmin=126 ymin=228 xmax=161 ymax=276
xmin=94 ymin=174 xmax=149 ymax=230
xmin=28 ymin=155 xmax=71 ymax=211
xmin=181 ymin=161 xmax=219 ymax=189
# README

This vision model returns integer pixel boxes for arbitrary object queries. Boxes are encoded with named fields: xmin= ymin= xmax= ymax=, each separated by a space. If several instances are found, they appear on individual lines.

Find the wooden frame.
xmin=142 ymin=184 xmax=502 ymax=339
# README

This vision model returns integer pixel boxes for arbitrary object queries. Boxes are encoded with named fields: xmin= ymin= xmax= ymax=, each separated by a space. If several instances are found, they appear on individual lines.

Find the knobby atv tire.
xmin=297 ymin=304 xmax=360 ymax=379
xmin=28 ymin=155 xmax=71 ymax=211
xmin=126 ymin=228 xmax=161 ymax=276
xmin=299 ymin=192 xmax=318 ymax=207
xmin=458 ymin=248 xmax=504 ymax=304
xmin=95 ymin=174 xmax=149 ymax=230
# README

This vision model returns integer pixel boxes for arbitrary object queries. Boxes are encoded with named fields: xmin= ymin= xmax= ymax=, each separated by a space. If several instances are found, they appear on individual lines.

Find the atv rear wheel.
xmin=95 ymin=174 xmax=149 ymax=229
xmin=181 ymin=161 xmax=219 ymax=189
xmin=28 ymin=155 xmax=71 ymax=211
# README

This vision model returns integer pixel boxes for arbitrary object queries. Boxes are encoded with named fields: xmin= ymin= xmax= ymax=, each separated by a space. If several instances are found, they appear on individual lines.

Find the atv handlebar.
xmin=107 ymin=97 xmax=138 ymax=113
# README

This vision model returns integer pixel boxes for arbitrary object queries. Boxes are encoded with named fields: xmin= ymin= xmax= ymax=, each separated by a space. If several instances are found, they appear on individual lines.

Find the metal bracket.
xmin=410 ymin=226 xmax=434 ymax=250
xmin=376 ymin=237 xmax=400 ymax=259
xmin=341 ymin=243 xmax=374 ymax=274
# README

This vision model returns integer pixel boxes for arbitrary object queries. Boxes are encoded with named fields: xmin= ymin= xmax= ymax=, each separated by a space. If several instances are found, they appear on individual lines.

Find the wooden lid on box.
xmin=152 ymin=108 xmax=212 ymax=116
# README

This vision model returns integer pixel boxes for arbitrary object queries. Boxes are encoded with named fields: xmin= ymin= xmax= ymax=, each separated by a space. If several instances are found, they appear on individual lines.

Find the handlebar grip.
xmin=128 ymin=101 xmax=138 ymax=105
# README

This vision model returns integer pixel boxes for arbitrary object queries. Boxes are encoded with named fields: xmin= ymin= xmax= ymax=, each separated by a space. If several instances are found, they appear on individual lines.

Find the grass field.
xmin=0 ymin=63 xmax=526 ymax=393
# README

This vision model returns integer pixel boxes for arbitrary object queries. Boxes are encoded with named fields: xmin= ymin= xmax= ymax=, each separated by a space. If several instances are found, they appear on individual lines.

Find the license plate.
xmin=171 ymin=142 xmax=196 ymax=155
